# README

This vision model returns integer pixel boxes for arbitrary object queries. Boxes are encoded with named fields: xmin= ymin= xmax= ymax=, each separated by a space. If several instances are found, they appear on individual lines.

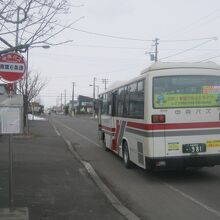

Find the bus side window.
xmin=102 ymin=94 xmax=108 ymax=115
xmin=107 ymin=93 xmax=112 ymax=115
xmin=128 ymin=82 xmax=137 ymax=117
xmin=112 ymin=91 xmax=117 ymax=116
xmin=128 ymin=80 xmax=144 ymax=119
xmin=117 ymin=87 xmax=125 ymax=116
xmin=123 ymin=86 xmax=129 ymax=116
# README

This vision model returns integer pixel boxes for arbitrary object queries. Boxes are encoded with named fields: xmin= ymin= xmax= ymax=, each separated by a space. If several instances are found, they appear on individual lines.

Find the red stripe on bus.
xmin=115 ymin=120 xmax=120 ymax=148
xmin=127 ymin=121 xmax=220 ymax=130
xmin=112 ymin=139 xmax=117 ymax=149
xmin=101 ymin=125 xmax=116 ymax=132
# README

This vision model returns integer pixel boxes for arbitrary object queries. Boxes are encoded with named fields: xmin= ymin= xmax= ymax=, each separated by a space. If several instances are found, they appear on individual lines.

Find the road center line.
xmin=54 ymin=120 xmax=101 ymax=148
xmin=164 ymin=182 xmax=220 ymax=218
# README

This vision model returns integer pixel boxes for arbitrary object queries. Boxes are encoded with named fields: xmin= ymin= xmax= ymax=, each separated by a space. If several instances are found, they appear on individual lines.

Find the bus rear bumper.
xmin=145 ymin=154 xmax=220 ymax=170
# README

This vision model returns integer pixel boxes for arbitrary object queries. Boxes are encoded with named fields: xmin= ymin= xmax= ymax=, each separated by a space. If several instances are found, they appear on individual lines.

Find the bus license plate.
xmin=182 ymin=143 xmax=206 ymax=153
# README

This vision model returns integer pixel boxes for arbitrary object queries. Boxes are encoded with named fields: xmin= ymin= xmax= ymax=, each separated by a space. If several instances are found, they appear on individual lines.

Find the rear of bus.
xmin=147 ymin=63 xmax=220 ymax=170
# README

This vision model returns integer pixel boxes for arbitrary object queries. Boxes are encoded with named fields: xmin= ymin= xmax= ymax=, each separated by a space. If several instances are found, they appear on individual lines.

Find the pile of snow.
xmin=28 ymin=114 xmax=47 ymax=121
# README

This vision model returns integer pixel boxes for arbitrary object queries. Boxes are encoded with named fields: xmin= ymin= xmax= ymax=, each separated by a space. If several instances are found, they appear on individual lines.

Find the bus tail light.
xmin=152 ymin=115 xmax=166 ymax=123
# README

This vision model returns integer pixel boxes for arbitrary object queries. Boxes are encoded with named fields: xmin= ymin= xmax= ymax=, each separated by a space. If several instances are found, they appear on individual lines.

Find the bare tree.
xmin=0 ymin=0 xmax=80 ymax=53
xmin=17 ymin=70 xmax=47 ymax=126
xmin=0 ymin=0 xmax=82 ymax=127
xmin=17 ymin=71 xmax=47 ymax=103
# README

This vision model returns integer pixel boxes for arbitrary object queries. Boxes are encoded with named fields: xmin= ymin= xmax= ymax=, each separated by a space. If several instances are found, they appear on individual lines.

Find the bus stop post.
xmin=9 ymin=134 xmax=14 ymax=209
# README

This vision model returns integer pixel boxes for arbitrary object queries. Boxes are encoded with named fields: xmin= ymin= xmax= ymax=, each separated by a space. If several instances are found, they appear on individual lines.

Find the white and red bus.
xmin=98 ymin=62 xmax=220 ymax=170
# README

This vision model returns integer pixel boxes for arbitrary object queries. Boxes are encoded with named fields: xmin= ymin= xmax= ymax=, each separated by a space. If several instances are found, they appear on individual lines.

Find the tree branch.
xmin=0 ymin=0 xmax=76 ymax=54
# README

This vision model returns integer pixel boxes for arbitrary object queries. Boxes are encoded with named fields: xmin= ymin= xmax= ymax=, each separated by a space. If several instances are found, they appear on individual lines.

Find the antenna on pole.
xmin=145 ymin=38 xmax=159 ymax=62
xmin=154 ymin=38 xmax=159 ymax=62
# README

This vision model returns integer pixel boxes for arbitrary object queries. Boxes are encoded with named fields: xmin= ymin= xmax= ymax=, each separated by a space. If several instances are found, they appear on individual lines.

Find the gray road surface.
xmin=50 ymin=114 xmax=220 ymax=220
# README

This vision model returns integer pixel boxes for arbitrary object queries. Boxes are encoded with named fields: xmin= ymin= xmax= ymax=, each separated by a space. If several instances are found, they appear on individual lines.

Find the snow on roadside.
xmin=28 ymin=114 xmax=47 ymax=121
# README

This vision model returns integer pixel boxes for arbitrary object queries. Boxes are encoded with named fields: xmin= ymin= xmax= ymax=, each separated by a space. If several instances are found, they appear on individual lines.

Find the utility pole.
xmin=64 ymin=89 xmax=66 ymax=106
xmin=8 ymin=7 xmax=22 ymax=208
xmin=145 ymin=38 xmax=159 ymax=62
xmin=93 ymin=77 xmax=96 ymax=117
xmin=14 ymin=7 xmax=21 ymax=93
xmin=60 ymin=93 xmax=62 ymax=111
xmin=102 ymin=78 xmax=109 ymax=90
xmin=71 ymin=82 xmax=75 ymax=116
xmin=154 ymin=38 xmax=159 ymax=62
xmin=15 ymin=7 xmax=21 ymax=49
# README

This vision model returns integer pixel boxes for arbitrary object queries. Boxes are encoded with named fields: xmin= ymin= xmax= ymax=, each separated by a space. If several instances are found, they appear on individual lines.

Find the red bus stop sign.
xmin=0 ymin=52 xmax=26 ymax=82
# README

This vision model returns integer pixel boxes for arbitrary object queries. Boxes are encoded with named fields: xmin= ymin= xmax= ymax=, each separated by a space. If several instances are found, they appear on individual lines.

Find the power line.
xmin=159 ymin=39 xmax=216 ymax=61
xmin=68 ymin=44 xmax=148 ymax=50
xmin=163 ymin=8 xmax=220 ymax=39
xmin=11 ymin=15 xmax=152 ymax=42
xmin=199 ymin=54 xmax=220 ymax=62
xmin=62 ymin=26 xmax=218 ymax=43
xmin=65 ymin=25 xmax=218 ymax=43
xmin=70 ymin=27 xmax=153 ymax=42
xmin=160 ymin=37 xmax=217 ymax=42
xmin=29 ymin=14 xmax=218 ymax=43
xmin=24 ymin=40 xmax=219 ymax=51
xmin=1 ymin=11 xmax=219 ymax=46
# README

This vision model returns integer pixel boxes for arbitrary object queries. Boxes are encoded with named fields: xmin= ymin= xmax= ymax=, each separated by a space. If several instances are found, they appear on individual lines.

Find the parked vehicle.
xmin=98 ymin=62 xmax=220 ymax=170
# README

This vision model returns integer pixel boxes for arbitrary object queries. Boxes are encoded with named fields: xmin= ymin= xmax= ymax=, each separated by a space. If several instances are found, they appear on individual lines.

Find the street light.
xmin=26 ymin=45 xmax=50 ymax=74
xmin=25 ymin=45 xmax=50 ymax=128
xmin=26 ymin=45 xmax=50 ymax=97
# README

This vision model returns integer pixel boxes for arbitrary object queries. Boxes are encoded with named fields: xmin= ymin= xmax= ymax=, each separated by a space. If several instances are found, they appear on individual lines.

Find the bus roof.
xmin=107 ymin=81 xmax=127 ymax=91
xmin=141 ymin=62 xmax=220 ymax=75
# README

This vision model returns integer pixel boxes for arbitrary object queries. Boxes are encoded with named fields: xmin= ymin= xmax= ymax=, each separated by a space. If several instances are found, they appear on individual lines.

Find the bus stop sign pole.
xmin=9 ymin=134 xmax=14 ymax=208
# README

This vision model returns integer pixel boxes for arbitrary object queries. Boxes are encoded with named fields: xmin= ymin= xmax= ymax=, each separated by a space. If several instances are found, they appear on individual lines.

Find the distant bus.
xmin=98 ymin=62 xmax=220 ymax=170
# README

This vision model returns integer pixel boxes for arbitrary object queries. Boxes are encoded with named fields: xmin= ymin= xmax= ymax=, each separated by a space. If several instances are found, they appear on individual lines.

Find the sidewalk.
xmin=0 ymin=120 xmax=125 ymax=220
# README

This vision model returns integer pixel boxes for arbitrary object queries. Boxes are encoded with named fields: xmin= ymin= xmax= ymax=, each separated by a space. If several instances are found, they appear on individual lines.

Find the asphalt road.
xmin=0 ymin=119 xmax=126 ymax=220
xmin=50 ymin=114 xmax=220 ymax=220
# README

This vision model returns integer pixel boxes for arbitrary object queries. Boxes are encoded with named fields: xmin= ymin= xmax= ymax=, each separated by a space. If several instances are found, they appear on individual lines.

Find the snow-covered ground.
xmin=28 ymin=114 xmax=47 ymax=121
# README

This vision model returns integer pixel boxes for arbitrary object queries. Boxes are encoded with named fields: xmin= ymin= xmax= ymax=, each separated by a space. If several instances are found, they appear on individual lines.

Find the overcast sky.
xmin=20 ymin=0 xmax=220 ymax=107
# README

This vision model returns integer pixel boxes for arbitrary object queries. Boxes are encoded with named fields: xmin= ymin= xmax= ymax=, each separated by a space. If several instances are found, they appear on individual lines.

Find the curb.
xmin=64 ymin=139 xmax=140 ymax=220
xmin=50 ymin=121 xmax=140 ymax=220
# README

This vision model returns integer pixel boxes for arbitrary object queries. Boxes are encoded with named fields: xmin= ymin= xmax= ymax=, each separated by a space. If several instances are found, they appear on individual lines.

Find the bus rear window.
xmin=153 ymin=75 xmax=220 ymax=108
